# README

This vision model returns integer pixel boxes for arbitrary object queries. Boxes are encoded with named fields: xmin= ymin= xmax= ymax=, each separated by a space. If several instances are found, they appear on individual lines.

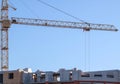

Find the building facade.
xmin=0 ymin=68 xmax=120 ymax=84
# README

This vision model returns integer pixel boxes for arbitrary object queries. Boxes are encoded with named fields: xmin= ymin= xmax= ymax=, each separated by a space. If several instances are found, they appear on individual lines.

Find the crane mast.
xmin=1 ymin=0 xmax=10 ymax=71
xmin=0 ymin=0 xmax=118 ymax=71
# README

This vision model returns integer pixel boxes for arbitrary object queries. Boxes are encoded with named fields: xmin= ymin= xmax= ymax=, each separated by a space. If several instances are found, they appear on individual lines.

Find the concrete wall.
xmin=59 ymin=69 xmax=70 ymax=81
xmin=45 ymin=72 xmax=54 ymax=82
xmin=27 ymin=69 xmax=120 ymax=83
xmin=1 ymin=68 xmax=119 ymax=84
xmin=79 ymin=70 xmax=120 ymax=82
xmin=72 ymin=70 xmax=81 ymax=81
xmin=3 ymin=70 xmax=23 ymax=84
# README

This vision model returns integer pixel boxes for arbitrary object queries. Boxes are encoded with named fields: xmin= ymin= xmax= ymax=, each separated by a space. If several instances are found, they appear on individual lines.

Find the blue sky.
xmin=6 ymin=0 xmax=120 ymax=72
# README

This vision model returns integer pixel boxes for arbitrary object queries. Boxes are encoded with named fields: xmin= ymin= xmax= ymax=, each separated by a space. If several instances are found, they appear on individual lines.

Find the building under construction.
xmin=0 ymin=68 xmax=119 ymax=84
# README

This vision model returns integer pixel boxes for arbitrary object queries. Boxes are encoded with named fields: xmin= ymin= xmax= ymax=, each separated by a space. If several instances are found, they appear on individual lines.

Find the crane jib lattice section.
xmin=11 ymin=17 xmax=118 ymax=31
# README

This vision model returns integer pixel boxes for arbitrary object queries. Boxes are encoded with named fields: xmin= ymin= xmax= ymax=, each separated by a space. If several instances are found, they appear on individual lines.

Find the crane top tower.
xmin=0 ymin=0 xmax=118 ymax=71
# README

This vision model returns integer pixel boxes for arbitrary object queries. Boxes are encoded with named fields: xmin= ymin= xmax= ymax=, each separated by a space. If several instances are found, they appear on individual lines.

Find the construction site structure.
xmin=0 ymin=68 xmax=120 ymax=84
xmin=0 ymin=0 xmax=118 ymax=71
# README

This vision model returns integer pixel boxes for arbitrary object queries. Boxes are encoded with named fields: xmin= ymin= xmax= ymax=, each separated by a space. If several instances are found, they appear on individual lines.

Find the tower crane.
xmin=0 ymin=0 xmax=118 ymax=71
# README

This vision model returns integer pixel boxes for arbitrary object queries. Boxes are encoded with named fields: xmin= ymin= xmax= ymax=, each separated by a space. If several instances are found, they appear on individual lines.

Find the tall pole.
xmin=1 ymin=0 xmax=10 ymax=71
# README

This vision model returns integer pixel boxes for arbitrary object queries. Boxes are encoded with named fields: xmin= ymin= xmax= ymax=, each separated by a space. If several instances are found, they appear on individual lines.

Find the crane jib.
xmin=11 ymin=17 xmax=118 ymax=32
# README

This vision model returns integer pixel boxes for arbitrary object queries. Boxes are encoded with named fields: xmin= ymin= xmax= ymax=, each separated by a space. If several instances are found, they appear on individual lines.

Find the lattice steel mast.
xmin=0 ymin=0 xmax=11 ymax=71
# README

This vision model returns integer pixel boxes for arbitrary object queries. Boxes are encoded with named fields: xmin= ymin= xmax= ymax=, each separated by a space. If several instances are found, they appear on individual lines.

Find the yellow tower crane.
xmin=0 ymin=0 xmax=118 ymax=71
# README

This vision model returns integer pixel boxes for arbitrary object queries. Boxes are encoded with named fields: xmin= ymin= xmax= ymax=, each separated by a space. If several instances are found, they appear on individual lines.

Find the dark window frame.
xmin=8 ymin=73 xmax=14 ymax=79
xmin=107 ymin=74 xmax=114 ymax=78
xmin=81 ymin=74 xmax=90 ymax=77
xmin=94 ymin=74 xmax=102 ymax=77
xmin=0 ymin=74 xmax=3 ymax=83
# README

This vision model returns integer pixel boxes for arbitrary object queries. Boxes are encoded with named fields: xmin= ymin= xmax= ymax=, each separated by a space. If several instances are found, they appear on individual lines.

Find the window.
xmin=8 ymin=73 xmax=14 ymax=79
xmin=107 ymin=74 xmax=114 ymax=78
xmin=94 ymin=74 xmax=102 ymax=77
xmin=32 ymin=74 xmax=37 ymax=82
xmin=0 ymin=74 xmax=3 ymax=83
xmin=81 ymin=74 xmax=90 ymax=77
xmin=69 ymin=74 xmax=72 ymax=80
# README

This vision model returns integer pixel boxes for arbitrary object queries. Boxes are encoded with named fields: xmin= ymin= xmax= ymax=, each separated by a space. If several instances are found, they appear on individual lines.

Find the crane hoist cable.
xmin=88 ymin=32 xmax=91 ymax=71
xmin=20 ymin=0 xmax=40 ymax=18
xmin=87 ymin=32 xmax=91 ymax=71
xmin=84 ymin=32 xmax=86 ymax=71
xmin=84 ymin=32 xmax=91 ymax=71
xmin=37 ymin=0 xmax=87 ymax=23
